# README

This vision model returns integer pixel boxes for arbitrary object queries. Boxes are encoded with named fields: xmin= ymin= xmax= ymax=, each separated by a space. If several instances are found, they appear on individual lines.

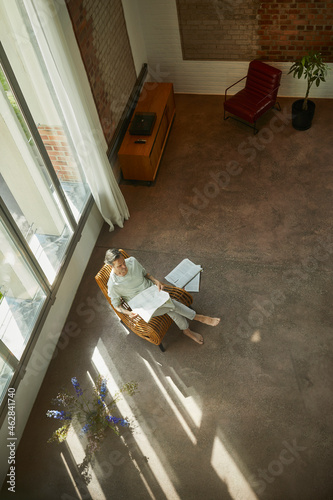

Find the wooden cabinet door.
xmin=149 ymin=111 xmax=168 ymax=175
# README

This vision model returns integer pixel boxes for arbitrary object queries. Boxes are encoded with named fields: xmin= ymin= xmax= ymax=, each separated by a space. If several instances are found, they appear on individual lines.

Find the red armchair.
xmin=224 ymin=60 xmax=282 ymax=134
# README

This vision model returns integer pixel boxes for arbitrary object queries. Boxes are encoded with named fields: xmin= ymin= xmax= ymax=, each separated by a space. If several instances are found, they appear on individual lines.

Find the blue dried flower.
xmin=97 ymin=379 xmax=107 ymax=405
xmin=47 ymin=376 xmax=137 ymax=457
xmin=106 ymin=416 xmax=129 ymax=427
xmin=99 ymin=379 xmax=107 ymax=402
xmin=47 ymin=410 xmax=71 ymax=420
xmin=81 ymin=424 xmax=90 ymax=434
xmin=71 ymin=377 xmax=83 ymax=397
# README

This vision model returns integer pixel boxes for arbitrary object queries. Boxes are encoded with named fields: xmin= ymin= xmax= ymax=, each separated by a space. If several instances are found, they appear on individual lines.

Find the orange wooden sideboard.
xmin=118 ymin=82 xmax=175 ymax=182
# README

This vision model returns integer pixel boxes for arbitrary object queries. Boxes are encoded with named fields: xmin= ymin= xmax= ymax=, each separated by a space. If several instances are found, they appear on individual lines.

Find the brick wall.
xmin=176 ymin=0 xmax=333 ymax=62
xmin=38 ymin=125 xmax=80 ymax=182
xmin=258 ymin=1 xmax=333 ymax=61
xmin=66 ymin=0 xmax=137 ymax=147
xmin=177 ymin=0 xmax=261 ymax=61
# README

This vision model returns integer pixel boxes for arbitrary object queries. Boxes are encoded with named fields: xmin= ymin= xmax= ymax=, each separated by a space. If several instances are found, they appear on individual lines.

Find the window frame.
xmin=0 ymin=43 xmax=77 ymax=231
xmin=0 ymin=42 xmax=94 ymax=422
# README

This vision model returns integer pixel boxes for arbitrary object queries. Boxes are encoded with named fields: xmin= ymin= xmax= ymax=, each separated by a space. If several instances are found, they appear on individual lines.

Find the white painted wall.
xmin=128 ymin=0 xmax=332 ymax=98
xmin=122 ymin=0 xmax=148 ymax=77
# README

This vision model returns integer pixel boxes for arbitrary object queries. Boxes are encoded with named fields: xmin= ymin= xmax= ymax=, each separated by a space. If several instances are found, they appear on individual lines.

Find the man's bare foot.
xmin=194 ymin=315 xmax=220 ymax=326
xmin=183 ymin=329 xmax=204 ymax=345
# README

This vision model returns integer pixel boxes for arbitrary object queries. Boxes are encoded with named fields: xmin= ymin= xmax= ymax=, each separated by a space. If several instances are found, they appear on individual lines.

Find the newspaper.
xmin=128 ymin=285 xmax=170 ymax=322
xmin=184 ymin=271 xmax=201 ymax=292
xmin=165 ymin=258 xmax=202 ymax=292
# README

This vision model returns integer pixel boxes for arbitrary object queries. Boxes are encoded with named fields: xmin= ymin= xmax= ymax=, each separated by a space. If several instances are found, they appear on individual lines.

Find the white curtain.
xmin=22 ymin=0 xmax=129 ymax=230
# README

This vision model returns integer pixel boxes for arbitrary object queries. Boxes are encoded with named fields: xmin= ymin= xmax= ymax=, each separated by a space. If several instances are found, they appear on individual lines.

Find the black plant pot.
xmin=292 ymin=99 xmax=316 ymax=131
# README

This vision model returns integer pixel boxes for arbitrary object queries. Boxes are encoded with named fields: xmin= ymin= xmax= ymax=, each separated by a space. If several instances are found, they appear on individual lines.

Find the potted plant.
xmin=288 ymin=51 xmax=330 ymax=130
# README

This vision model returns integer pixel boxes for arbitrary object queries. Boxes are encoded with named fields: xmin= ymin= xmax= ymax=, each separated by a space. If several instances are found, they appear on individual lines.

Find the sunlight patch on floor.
xmin=64 ymin=430 xmax=107 ymax=500
xmin=146 ymin=352 xmax=203 ymax=429
xmin=142 ymin=357 xmax=197 ymax=445
xmin=92 ymin=341 xmax=181 ymax=500
xmin=211 ymin=430 xmax=258 ymax=500
xmin=165 ymin=375 xmax=202 ymax=428
xmin=60 ymin=452 xmax=84 ymax=500
xmin=128 ymin=456 xmax=157 ymax=500
xmin=251 ymin=330 xmax=261 ymax=343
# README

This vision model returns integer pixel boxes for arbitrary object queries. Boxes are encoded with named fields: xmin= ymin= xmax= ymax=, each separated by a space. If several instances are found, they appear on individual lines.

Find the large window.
xmin=0 ymin=0 xmax=92 ymax=406
xmin=0 ymin=65 xmax=74 ymax=283
xmin=0 ymin=219 xmax=47 ymax=401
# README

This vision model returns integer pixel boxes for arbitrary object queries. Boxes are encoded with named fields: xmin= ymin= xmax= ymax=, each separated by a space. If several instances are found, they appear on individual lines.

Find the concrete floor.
xmin=2 ymin=94 xmax=333 ymax=500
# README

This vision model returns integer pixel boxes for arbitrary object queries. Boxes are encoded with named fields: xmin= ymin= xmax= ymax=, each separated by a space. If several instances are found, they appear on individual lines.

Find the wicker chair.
xmin=95 ymin=250 xmax=193 ymax=351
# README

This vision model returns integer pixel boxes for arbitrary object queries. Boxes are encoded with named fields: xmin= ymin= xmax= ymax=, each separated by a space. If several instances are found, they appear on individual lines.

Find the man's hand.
xmin=154 ymin=279 xmax=164 ymax=291
xmin=115 ymin=305 xmax=139 ymax=319
xmin=146 ymin=273 xmax=164 ymax=291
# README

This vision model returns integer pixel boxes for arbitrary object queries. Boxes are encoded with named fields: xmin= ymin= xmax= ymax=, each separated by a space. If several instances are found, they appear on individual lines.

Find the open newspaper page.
xmin=184 ymin=272 xmax=201 ymax=292
xmin=127 ymin=286 xmax=170 ymax=322
xmin=165 ymin=258 xmax=202 ymax=291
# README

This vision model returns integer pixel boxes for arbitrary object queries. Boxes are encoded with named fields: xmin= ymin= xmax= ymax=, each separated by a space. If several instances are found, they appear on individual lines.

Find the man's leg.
xmin=169 ymin=300 xmax=220 ymax=327
xmin=166 ymin=308 xmax=205 ymax=345
xmin=152 ymin=299 xmax=202 ymax=343
xmin=152 ymin=299 xmax=195 ymax=330
xmin=152 ymin=299 xmax=220 ymax=345
xmin=194 ymin=314 xmax=220 ymax=326
xmin=170 ymin=300 xmax=221 ymax=344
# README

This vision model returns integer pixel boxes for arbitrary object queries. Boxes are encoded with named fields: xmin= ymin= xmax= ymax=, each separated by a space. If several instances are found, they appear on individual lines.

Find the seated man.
xmin=105 ymin=248 xmax=220 ymax=345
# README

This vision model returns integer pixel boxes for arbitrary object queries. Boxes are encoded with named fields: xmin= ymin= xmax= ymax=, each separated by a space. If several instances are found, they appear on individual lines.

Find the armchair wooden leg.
xmin=159 ymin=343 xmax=165 ymax=353
xmin=274 ymin=101 xmax=281 ymax=112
